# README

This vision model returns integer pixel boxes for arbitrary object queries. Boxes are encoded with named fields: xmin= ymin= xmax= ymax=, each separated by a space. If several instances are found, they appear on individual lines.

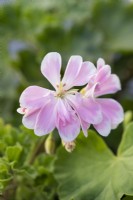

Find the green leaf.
xmin=54 ymin=123 xmax=133 ymax=200
xmin=0 ymin=161 xmax=13 ymax=194
xmin=122 ymin=195 xmax=133 ymax=200
xmin=0 ymin=141 xmax=6 ymax=155
xmin=5 ymin=143 xmax=23 ymax=163
xmin=0 ymin=120 xmax=57 ymax=198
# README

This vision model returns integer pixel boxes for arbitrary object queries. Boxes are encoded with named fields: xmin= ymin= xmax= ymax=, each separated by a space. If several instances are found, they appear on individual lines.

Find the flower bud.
xmin=62 ymin=141 xmax=76 ymax=153
xmin=44 ymin=134 xmax=55 ymax=155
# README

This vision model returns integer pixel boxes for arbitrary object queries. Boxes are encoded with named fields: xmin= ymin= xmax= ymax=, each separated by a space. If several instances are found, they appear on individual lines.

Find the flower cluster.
xmin=17 ymin=52 xmax=124 ymax=143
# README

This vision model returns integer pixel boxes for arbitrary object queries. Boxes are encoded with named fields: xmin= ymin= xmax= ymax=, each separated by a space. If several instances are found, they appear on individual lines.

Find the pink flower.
xmin=17 ymin=52 xmax=101 ymax=142
xmin=82 ymin=58 xmax=124 ymax=136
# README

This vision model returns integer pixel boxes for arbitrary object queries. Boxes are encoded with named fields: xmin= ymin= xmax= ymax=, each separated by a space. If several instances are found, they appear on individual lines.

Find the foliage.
xmin=0 ymin=0 xmax=133 ymax=124
xmin=54 ymin=122 xmax=133 ymax=200
xmin=1 ymin=119 xmax=133 ymax=199
xmin=0 ymin=119 xmax=57 ymax=200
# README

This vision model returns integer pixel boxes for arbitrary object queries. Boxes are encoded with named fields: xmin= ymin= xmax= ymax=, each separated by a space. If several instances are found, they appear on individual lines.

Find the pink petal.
xmin=85 ymin=83 xmax=99 ymax=98
xmin=97 ymin=58 xmax=105 ymax=70
xmin=95 ymin=74 xmax=121 ymax=97
xmin=17 ymin=107 xmax=27 ymax=115
xmin=55 ymin=99 xmax=80 ymax=142
xmin=95 ymin=65 xmax=111 ymax=83
xmin=80 ymin=120 xmax=90 ymax=137
xmin=20 ymin=86 xmax=51 ymax=109
xmin=62 ymin=55 xmax=83 ymax=90
xmin=94 ymin=114 xmax=111 ymax=136
xmin=55 ymin=99 xmax=71 ymax=122
xmin=82 ymin=97 xmax=102 ymax=124
xmin=41 ymin=52 xmax=61 ymax=89
xmin=72 ymin=61 xmax=96 ymax=86
xmin=22 ymin=108 xmax=40 ymax=129
xmin=34 ymin=100 xmax=56 ymax=136
xmin=67 ymin=94 xmax=102 ymax=125
xmin=57 ymin=115 xmax=80 ymax=142
xmin=66 ymin=94 xmax=91 ymax=136
xmin=96 ymin=98 xmax=124 ymax=127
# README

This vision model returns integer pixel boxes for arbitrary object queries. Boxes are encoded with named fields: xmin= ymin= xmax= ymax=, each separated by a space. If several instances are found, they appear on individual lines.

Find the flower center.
xmin=56 ymin=82 xmax=66 ymax=98
xmin=55 ymin=82 xmax=79 ymax=98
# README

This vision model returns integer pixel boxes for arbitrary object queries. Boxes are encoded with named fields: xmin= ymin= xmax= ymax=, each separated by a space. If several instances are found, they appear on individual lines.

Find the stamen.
xmin=67 ymin=89 xmax=78 ymax=95
xmin=56 ymin=82 xmax=66 ymax=98
xmin=80 ymin=87 xmax=86 ymax=95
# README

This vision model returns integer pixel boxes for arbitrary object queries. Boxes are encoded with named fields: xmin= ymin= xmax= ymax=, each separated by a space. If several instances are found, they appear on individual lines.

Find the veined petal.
xmin=95 ymin=65 xmax=111 ymax=83
xmin=67 ymin=94 xmax=102 ymax=125
xmin=55 ymin=99 xmax=71 ymax=122
xmin=97 ymin=58 xmax=105 ymax=70
xmin=55 ymin=99 xmax=80 ymax=142
xmin=85 ymin=83 xmax=99 ymax=98
xmin=80 ymin=120 xmax=90 ymax=137
xmin=94 ymin=114 xmax=111 ymax=136
xmin=85 ymin=59 xmax=121 ymax=97
xmin=72 ymin=61 xmax=96 ymax=86
xmin=96 ymin=98 xmax=124 ymax=128
xmin=34 ymin=99 xmax=56 ymax=136
xmin=41 ymin=52 xmax=61 ymax=89
xmin=66 ymin=94 xmax=90 ymax=136
xmin=62 ymin=55 xmax=82 ymax=90
xmin=82 ymin=97 xmax=102 ymax=124
xmin=20 ymin=86 xmax=51 ymax=109
xmin=22 ymin=108 xmax=40 ymax=129
xmin=57 ymin=115 xmax=80 ymax=142
xmin=95 ymin=74 xmax=121 ymax=97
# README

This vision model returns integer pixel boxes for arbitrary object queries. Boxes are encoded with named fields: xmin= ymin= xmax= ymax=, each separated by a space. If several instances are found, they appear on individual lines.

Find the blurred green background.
xmin=0 ymin=0 xmax=133 ymax=199
xmin=0 ymin=0 xmax=133 ymax=126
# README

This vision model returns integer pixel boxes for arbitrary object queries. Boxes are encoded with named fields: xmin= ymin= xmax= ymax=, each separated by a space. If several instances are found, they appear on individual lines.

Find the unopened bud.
xmin=124 ymin=111 xmax=133 ymax=128
xmin=44 ymin=134 xmax=55 ymax=155
xmin=62 ymin=141 xmax=76 ymax=153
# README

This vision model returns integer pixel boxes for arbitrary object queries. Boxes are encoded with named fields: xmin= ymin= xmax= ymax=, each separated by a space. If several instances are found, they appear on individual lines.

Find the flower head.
xmin=81 ymin=58 xmax=124 ymax=136
xmin=17 ymin=54 xmax=124 ymax=142
xmin=17 ymin=52 xmax=97 ymax=142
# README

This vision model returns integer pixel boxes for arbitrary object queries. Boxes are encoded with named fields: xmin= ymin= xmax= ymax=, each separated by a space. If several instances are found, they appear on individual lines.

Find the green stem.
xmin=28 ymin=137 xmax=46 ymax=165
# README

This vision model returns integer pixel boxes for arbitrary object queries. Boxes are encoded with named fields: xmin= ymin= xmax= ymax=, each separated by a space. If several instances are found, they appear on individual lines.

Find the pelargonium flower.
xmin=81 ymin=58 xmax=124 ymax=136
xmin=17 ymin=52 xmax=102 ymax=142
